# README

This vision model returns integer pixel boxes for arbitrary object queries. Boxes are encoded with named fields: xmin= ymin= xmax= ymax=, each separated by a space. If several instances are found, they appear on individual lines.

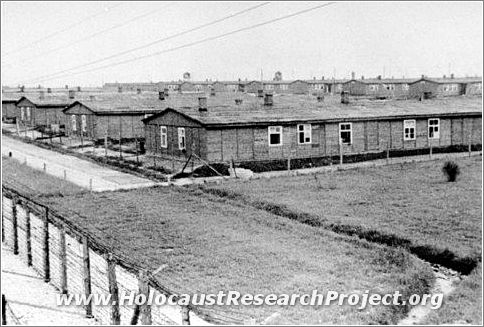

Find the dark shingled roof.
xmin=143 ymin=94 xmax=482 ymax=127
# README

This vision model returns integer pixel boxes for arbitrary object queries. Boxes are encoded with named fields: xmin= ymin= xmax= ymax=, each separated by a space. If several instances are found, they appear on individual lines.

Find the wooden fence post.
xmin=181 ymin=306 xmax=190 ymax=325
xmin=1 ymin=196 xmax=4 ymax=242
xmin=287 ymin=156 xmax=291 ymax=171
xmin=469 ymin=140 xmax=472 ymax=157
xmin=339 ymin=143 xmax=343 ymax=166
xmin=429 ymin=143 xmax=433 ymax=159
xmin=2 ymin=294 xmax=6 ymax=325
xmin=59 ymin=227 xmax=68 ymax=294
xmin=12 ymin=197 xmax=18 ymax=255
xmin=386 ymin=145 xmax=390 ymax=164
xmin=107 ymin=254 xmax=121 ymax=325
xmin=82 ymin=236 xmax=93 ymax=318
xmin=26 ymin=207 xmax=32 ymax=266
xmin=138 ymin=270 xmax=152 ymax=325
xmin=43 ymin=208 xmax=50 ymax=283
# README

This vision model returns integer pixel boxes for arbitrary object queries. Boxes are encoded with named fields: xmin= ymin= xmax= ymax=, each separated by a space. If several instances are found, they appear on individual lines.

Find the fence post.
xmin=89 ymin=179 xmax=93 ymax=193
xmin=43 ymin=163 xmax=46 ymax=172
xmin=43 ymin=208 xmax=50 ymax=282
xmin=64 ymin=170 xmax=67 ymax=180
xmin=12 ymin=197 xmax=19 ymax=255
xmin=59 ymin=227 xmax=68 ymax=294
xmin=2 ymin=294 xmax=6 ymax=325
xmin=82 ymin=236 xmax=93 ymax=318
xmin=287 ymin=156 xmax=291 ymax=171
xmin=469 ymin=140 xmax=472 ymax=157
xmin=386 ymin=145 xmax=390 ymax=164
xmin=26 ymin=207 xmax=32 ymax=266
xmin=429 ymin=143 xmax=433 ymax=159
xmin=107 ymin=254 xmax=121 ymax=325
xmin=1 ymin=195 xmax=4 ymax=242
xmin=138 ymin=270 xmax=152 ymax=325
xmin=339 ymin=142 xmax=343 ymax=166
xmin=181 ymin=306 xmax=190 ymax=325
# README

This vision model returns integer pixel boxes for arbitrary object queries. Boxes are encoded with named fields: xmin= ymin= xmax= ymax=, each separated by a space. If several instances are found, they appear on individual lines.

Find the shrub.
xmin=442 ymin=161 xmax=461 ymax=182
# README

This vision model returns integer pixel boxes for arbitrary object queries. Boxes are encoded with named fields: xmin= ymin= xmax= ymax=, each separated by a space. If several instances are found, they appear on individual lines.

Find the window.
xmin=403 ymin=120 xmax=416 ymax=140
xmin=265 ymin=84 xmax=274 ymax=90
xmin=297 ymin=124 xmax=311 ymax=144
xmin=20 ymin=107 xmax=25 ymax=120
xmin=428 ymin=118 xmax=440 ymax=139
xmin=451 ymin=84 xmax=458 ymax=91
xmin=81 ymin=115 xmax=87 ymax=132
xmin=268 ymin=126 xmax=283 ymax=146
xmin=369 ymin=85 xmax=378 ymax=91
xmin=71 ymin=115 xmax=77 ymax=131
xmin=280 ymin=84 xmax=288 ymax=90
xmin=160 ymin=126 xmax=167 ymax=148
xmin=339 ymin=123 xmax=352 ymax=144
xmin=178 ymin=127 xmax=186 ymax=150
xmin=385 ymin=84 xmax=395 ymax=91
xmin=26 ymin=107 xmax=31 ymax=120
xmin=402 ymin=84 xmax=409 ymax=91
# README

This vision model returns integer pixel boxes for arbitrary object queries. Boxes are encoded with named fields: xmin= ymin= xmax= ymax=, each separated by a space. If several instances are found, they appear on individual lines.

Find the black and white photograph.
xmin=0 ymin=1 xmax=482 ymax=325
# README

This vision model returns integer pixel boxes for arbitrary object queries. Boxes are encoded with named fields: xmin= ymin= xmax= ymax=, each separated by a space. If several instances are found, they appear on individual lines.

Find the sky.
xmin=1 ymin=1 xmax=482 ymax=87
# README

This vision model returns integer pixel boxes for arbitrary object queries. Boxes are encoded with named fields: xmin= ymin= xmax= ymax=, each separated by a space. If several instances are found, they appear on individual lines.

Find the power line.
xmin=2 ymin=2 xmax=124 ymax=56
xmin=3 ymin=2 xmax=178 ymax=67
xmin=18 ymin=2 xmax=271 ymax=85
xmin=23 ymin=2 xmax=336 ymax=85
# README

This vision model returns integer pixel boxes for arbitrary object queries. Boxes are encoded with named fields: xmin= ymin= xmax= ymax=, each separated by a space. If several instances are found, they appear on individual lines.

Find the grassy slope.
xmin=423 ymin=265 xmax=482 ymax=325
xmin=2 ymin=156 xmax=86 ymax=196
xmin=209 ymin=157 xmax=482 ymax=261
xmin=41 ymin=187 xmax=433 ymax=324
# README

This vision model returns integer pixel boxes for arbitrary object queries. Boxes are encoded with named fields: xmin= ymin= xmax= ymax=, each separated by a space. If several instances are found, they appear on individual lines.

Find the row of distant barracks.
xmin=1 ymin=77 xmax=482 ymax=168
xmin=103 ymin=74 xmax=483 ymax=98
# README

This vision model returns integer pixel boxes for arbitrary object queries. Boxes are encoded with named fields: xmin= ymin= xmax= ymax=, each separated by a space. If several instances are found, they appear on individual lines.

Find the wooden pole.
xmin=12 ymin=197 xmax=18 ymax=255
xmin=104 ymin=133 xmax=108 ymax=160
xmin=339 ymin=142 xmax=343 ymax=166
xmin=107 ymin=254 xmax=121 ymax=325
xmin=43 ymin=208 xmax=50 ymax=283
xmin=386 ymin=145 xmax=390 ymax=164
xmin=429 ymin=142 xmax=433 ymax=159
xmin=26 ymin=208 xmax=32 ymax=266
xmin=469 ymin=139 xmax=472 ymax=157
xmin=119 ymin=117 xmax=122 ymax=160
xmin=89 ymin=179 xmax=93 ymax=193
xmin=82 ymin=236 xmax=93 ymax=318
xmin=64 ymin=170 xmax=67 ymax=180
xmin=287 ymin=156 xmax=291 ymax=171
xmin=181 ymin=306 xmax=190 ymax=325
xmin=2 ymin=294 xmax=6 ymax=325
xmin=138 ymin=270 xmax=152 ymax=325
xmin=59 ymin=228 xmax=68 ymax=294
xmin=43 ymin=163 xmax=46 ymax=172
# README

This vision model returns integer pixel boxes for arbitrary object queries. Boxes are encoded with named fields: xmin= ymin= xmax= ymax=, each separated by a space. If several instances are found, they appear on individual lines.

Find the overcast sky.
xmin=1 ymin=1 xmax=482 ymax=87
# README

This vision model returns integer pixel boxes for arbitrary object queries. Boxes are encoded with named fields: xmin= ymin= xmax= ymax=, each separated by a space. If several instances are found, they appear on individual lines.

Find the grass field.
xmin=2 ymin=156 xmax=86 ymax=196
xmin=206 ymin=156 xmax=482 ymax=264
xmin=40 ymin=186 xmax=434 ymax=324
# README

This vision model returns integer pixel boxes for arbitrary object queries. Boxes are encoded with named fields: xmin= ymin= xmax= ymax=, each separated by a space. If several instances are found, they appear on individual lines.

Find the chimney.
xmin=235 ymin=99 xmax=243 ymax=105
xmin=377 ymin=75 xmax=382 ymax=80
xmin=137 ymin=88 xmax=142 ymax=94
xmin=68 ymin=90 xmax=75 ymax=99
xmin=65 ymin=85 xmax=68 ymax=89
xmin=257 ymin=89 xmax=264 ymax=97
xmin=341 ymin=91 xmax=350 ymax=104
xmin=198 ymin=97 xmax=208 ymax=111
xmin=264 ymin=93 xmax=273 ymax=106
xmin=421 ymin=74 xmax=425 ymax=79
xmin=351 ymin=72 xmax=355 ymax=80
xmin=317 ymin=94 xmax=324 ymax=103
xmin=39 ymin=90 xmax=45 ymax=100
xmin=450 ymin=73 xmax=454 ymax=79
xmin=47 ymin=87 xmax=52 ymax=93
xmin=313 ymin=77 xmax=316 ymax=80
xmin=77 ymin=86 xmax=81 ymax=92
xmin=158 ymin=91 xmax=165 ymax=100
xmin=20 ymin=85 xmax=25 ymax=92
xmin=322 ymin=76 xmax=325 ymax=80
xmin=443 ymin=75 xmax=446 ymax=79
xmin=118 ymin=86 xmax=123 ymax=93
xmin=361 ymin=75 xmax=365 ymax=80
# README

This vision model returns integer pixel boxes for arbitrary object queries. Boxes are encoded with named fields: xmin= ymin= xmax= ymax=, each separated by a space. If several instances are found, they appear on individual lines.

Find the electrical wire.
xmin=3 ymin=3 xmax=177 ymax=67
xmin=17 ymin=2 xmax=271 ymax=85
xmin=20 ymin=2 xmax=336 ymax=85
xmin=2 ymin=3 xmax=124 ymax=56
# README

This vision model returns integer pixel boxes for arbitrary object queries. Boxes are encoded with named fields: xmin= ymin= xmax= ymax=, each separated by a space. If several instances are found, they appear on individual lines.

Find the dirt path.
xmin=1 ymin=247 xmax=98 ymax=325
xmin=2 ymin=136 xmax=158 ymax=192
